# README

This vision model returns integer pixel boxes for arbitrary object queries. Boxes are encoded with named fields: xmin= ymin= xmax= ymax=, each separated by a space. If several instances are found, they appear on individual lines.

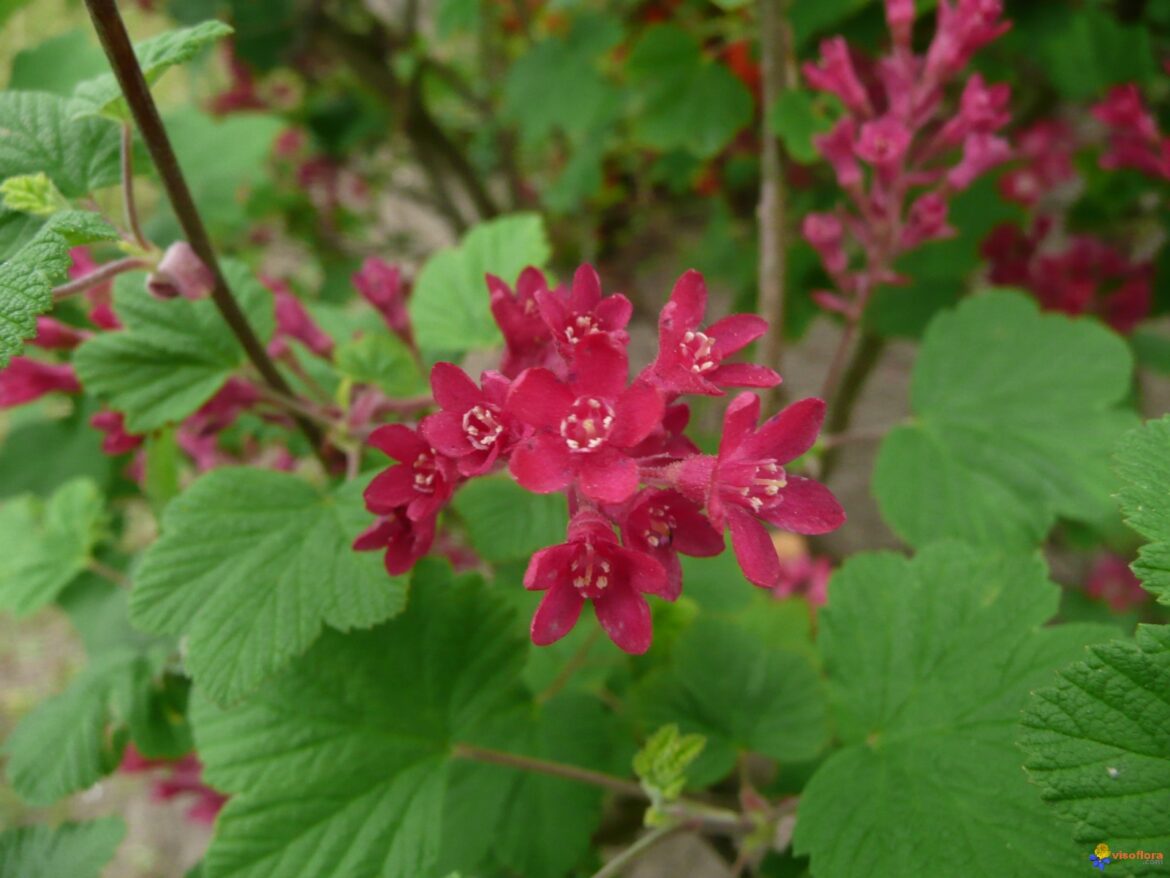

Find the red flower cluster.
xmin=802 ymin=0 xmax=1012 ymax=318
xmin=357 ymin=266 xmax=845 ymax=653
xmin=1093 ymin=84 xmax=1170 ymax=181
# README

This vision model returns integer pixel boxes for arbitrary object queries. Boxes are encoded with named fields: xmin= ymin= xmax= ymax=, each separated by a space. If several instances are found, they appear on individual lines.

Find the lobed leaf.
xmin=0 ymin=91 xmax=120 ymax=196
xmin=0 ymin=818 xmax=125 ymax=878
xmin=1115 ymin=415 xmax=1170 ymax=603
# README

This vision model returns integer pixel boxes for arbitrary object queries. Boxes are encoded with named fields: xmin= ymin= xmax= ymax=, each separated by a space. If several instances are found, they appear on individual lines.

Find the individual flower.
xmin=31 ymin=317 xmax=87 ymax=350
xmin=535 ymin=264 xmax=632 ymax=362
xmin=266 ymin=277 xmax=334 ymax=359
xmin=946 ymin=133 xmax=1011 ymax=190
xmin=620 ymin=489 xmax=723 ymax=599
xmin=353 ymin=257 xmax=412 ymax=345
xmin=119 ymin=746 xmax=227 ymax=827
xmin=771 ymin=548 xmax=834 ymax=606
xmin=146 ymin=242 xmax=214 ymax=301
xmin=488 ymin=267 xmax=559 ymax=378
xmin=644 ymin=270 xmax=781 ymax=397
xmin=855 ymin=116 xmax=913 ymax=169
xmin=421 ymin=364 xmax=516 ymax=476
xmin=1092 ymin=84 xmax=1170 ymax=180
xmin=802 ymin=213 xmax=847 ymax=275
xmin=675 ymin=394 xmax=845 ymax=588
xmin=0 ymin=357 xmax=80 ymax=408
xmin=802 ymin=37 xmax=872 ymax=117
xmin=364 ymin=424 xmax=458 ymax=521
xmin=524 ymin=509 xmax=669 ymax=654
xmin=353 ymin=507 xmax=438 ymax=575
xmin=813 ymin=118 xmax=862 ymax=189
xmin=69 ymin=247 xmax=119 ymax=330
xmin=1084 ymin=553 xmax=1148 ymax=612
xmin=901 ymin=192 xmax=954 ymax=249
xmin=90 ymin=410 xmax=144 ymax=456
xmin=506 ymin=334 xmax=662 ymax=504
xmin=924 ymin=0 xmax=1010 ymax=82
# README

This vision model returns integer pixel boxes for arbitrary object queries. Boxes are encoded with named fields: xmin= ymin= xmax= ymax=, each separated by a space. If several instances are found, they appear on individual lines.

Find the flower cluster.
xmin=356 ymin=266 xmax=845 ymax=653
xmin=1093 ymin=84 xmax=1170 ymax=181
xmin=802 ymin=0 xmax=1012 ymax=318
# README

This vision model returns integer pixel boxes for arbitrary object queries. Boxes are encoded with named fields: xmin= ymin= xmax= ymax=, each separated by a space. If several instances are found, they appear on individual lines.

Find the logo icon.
xmin=1091 ymin=843 xmax=1112 ymax=871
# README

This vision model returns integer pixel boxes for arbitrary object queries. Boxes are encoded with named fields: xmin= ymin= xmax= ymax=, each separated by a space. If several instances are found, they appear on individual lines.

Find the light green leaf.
xmin=74 ymin=260 xmax=274 ymax=432
xmin=0 ymin=818 xmax=125 ymax=878
xmin=0 ymin=478 xmax=104 ymax=616
xmin=768 ymin=88 xmax=835 ymax=164
xmin=130 ymin=468 xmax=408 ymax=705
xmin=452 ymin=476 xmax=569 ymax=564
xmin=792 ymin=543 xmax=1113 ymax=877
xmin=0 ymin=91 xmax=120 ymax=197
xmin=1021 ymin=624 xmax=1170 ymax=856
xmin=0 ymin=210 xmax=116 ymax=367
xmin=1116 ymin=415 xmax=1170 ymax=603
xmin=626 ymin=24 xmax=753 ymax=158
xmin=637 ymin=616 xmax=829 ymax=787
xmin=72 ymin=20 xmax=234 ymax=119
xmin=0 ymin=172 xmax=68 ymax=216
xmin=334 ymin=332 xmax=424 ymax=397
xmin=409 ymin=213 xmax=551 ymax=357
xmin=9 ymin=29 xmax=109 ymax=96
xmin=874 ymin=291 xmax=1136 ymax=549
xmin=191 ymin=574 xmax=528 ymax=878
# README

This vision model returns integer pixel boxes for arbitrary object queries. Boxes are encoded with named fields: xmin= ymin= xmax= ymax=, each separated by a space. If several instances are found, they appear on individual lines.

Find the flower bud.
xmin=147 ymin=242 xmax=215 ymax=301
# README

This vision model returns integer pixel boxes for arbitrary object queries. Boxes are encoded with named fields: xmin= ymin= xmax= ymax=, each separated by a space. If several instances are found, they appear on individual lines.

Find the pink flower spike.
xmin=147 ymin=242 xmax=214 ymax=301
xmin=353 ymin=507 xmax=437 ymax=575
xmin=802 ymin=37 xmax=872 ymax=117
xmin=421 ymin=364 xmax=515 ymax=476
xmin=621 ymin=489 xmax=724 ymax=600
xmin=354 ymin=257 xmax=412 ymax=343
xmin=536 ymin=263 xmax=632 ymax=361
xmin=525 ymin=509 xmax=668 ymax=653
xmin=0 ymin=358 xmax=80 ymax=408
xmin=813 ymin=118 xmax=862 ymax=188
xmin=31 ymin=317 xmax=87 ymax=350
xmin=856 ymin=116 xmax=912 ymax=168
xmin=267 ymin=277 xmax=334 ymax=359
xmin=647 ymin=270 xmax=780 ymax=396
xmin=364 ymin=424 xmax=458 ymax=521
xmin=946 ymin=133 xmax=1011 ymax=190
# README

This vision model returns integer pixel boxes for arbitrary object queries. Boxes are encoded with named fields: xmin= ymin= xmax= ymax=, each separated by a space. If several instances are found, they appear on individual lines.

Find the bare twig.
xmin=53 ymin=257 xmax=149 ymax=299
xmin=88 ymin=558 xmax=130 ymax=588
xmin=591 ymin=824 xmax=686 ymax=878
xmin=452 ymin=743 xmax=648 ymax=800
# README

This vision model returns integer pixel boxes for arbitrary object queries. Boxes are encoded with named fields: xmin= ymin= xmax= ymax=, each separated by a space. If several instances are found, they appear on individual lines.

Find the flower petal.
xmin=570 ymin=263 xmax=602 ymax=310
xmin=367 ymin=424 xmax=427 ymax=462
xmin=612 ymin=380 xmax=664 ymax=448
xmin=531 ymin=584 xmax=585 ymax=646
xmin=594 ymin=585 xmax=653 ymax=654
xmin=597 ymin=293 xmax=633 ymax=332
xmin=430 ymin=362 xmax=481 ymax=411
xmin=571 ymin=334 xmax=628 ymax=399
xmin=420 ymin=412 xmax=470 ymax=457
xmin=363 ymin=466 xmax=417 ymax=514
xmin=663 ymin=270 xmax=707 ymax=332
xmin=718 ymin=392 xmax=761 ymax=458
xmin=760 ymin=476 xmax=846 ymax=535
xmin=524 ymin=544 xmax=577 ymax=591
xmin=707 ymin=313 xmax=768 ymax=357
xmin=742 ymin=397 xmax=825 ymax=463
xmin=727 ymin=507 xmax=781 ymax=588
xmin=509 ymin=432 xmax=573 ymax=494
xmin=616 ymin=547 xmax=670 ymax=598
xmin=710 ymin=362 xmax=782 ymax=389
xmin=578 ymin=449 xmax=639 ymax=503
xmin=506 ymin=367 xmax=574 ymax=430
xmin=666 ymin=499 xmax=725 ymax=557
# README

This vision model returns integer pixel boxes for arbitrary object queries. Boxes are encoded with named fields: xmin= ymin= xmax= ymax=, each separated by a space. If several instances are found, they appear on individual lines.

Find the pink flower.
xmin=856 ymin=116 xmax=912 ymax=167
xmin=266 ymin=277 xmax=334 ymax=359
xmin=0 ymin=358 xmax=80 ymax=408
xmin=901 ymin=192 xmax=953 ymax=248
xmin=91 ymin=410 xmax=144 ymax=455
xmin=421 ymin=364 xmax=516 ymax=476
xmin=1093 ymin=85 xmax=1170 ymax=180
xmin=353 ymin=258 xmax=412 ymax=344
xmin=813 ymin=118 xmax=862 ymax=188
xmin=1085 ymin=553 xmax=1148 ymax=612
xmin=885 ymin=0 xmax=916 ymax=49
xmin=146 ymin=242 xmax=214 ymax=301
xmin=364 ymin=425 xmax=458 ymax=521
xmin=772 ymin=553 xmax=833 ymax=606
xmin=506 ymin=334 xmax=662 ymax=504
xmin=998 ymin=120 xmax=1076 ymax=206
xmin=925 ymin=0 xmax=1010 ymax=82
xmin=119 ymin=746 xmax=227 ymax=827
xmin=645 ymin=270 xmax=780 ymax=397
xmin=620 ymin=489 xmax=723 ymax=599
xmin=803 ymin=37 xmax=872 ymax=117
xmin=69 ymin=248 xmax=119 ymax=330
xmin=937 ymin=74 xmax=1011 ymax=145
xmin=946 ymin=133 xmax=1011 ymax=190
xmin=675 ymin=394 xmax=844 ymax=588
xmin=524 ymin=509 xmax=669 ymax=654
xmin=803 ymin=213 xmax=847 ymax=275
xmin=488 ymin=267 xmax=559 ymax=378
xmin=536 ymin=264 xmax=633 ymax=362
xmin=627 ymin=402 xmax=701 ymax=460
xmin=353 ymin=507 xmax=437 ymax=575
xmin=31 ymin=317 xmax=87 ymax=350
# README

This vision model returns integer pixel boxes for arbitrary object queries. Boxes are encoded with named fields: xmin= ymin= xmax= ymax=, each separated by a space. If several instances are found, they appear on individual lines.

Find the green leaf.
xmin=0 ymin=210 xmax=117 ymax=367
xmin=633 ymin=723 xmax=707 ymax=807
xmin=626 ymin=25 xmax=754 ymax=158
xmin=9 ymin=29 xmax=109 ymax=96
xmin=190 ymin=574 xmax=527 ymax=878
xmin=792 ymin=543 xmax=1113 ymax=877
xmin=1032 ymin=6 xmax=1157 ymax=100
xmin=452 ymin=476 xmax=569 ymax=564
xmin=409 ymin=213 xmax=551 ymax=357
xmin=1021 ymin=624 xmax=1170 ymax=854
xmin=0 ymin=818 xmax=125 ymax=878
xmin=768 ymin=88 xmax=835 ymax=164
xmin=1116 ymin=415 xmax=1170 ymax=604
xmin=130 ymin=468 xmax=408 ymax=705
xmin=874 ymin=292 xmax=1137 ymax=549
xmin=0 ymin=478 xmax=104 ymax=616
xmin=0 ymin=401 xmax=114 ymax=499
xmin=637 ymin=617 xmax=829 ymax=787
xmin=0 ymin=172 xmax=69 ymax=216
xmin=72 ymin=20 xmax=234 ymax=119
xmin=74 ymin=260 xmax=274 ymax=432
xmin=1131 ymin=330 xmax=1170 ymax=376
xmin=334 ymin=332 xmax=424 ymax=397
xmin=0 ymin=91 xmax=120 ymax=197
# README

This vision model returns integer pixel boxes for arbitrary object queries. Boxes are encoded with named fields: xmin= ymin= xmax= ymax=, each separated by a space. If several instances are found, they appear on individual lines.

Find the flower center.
xmin=642 ymin=504 xmax=678 ymax=549
xmin=569 ymin=544 xmax=613 ymax=599
xmin=412 ymin=452 xmax=439 ymax=493
xmin=560 ymin=396 xmax=616 ymax=452
xmin=679 ymin=330 xmax=718 ymax=375
xmin=563 ymin=314 xmax=599 ymax=345
xmin=462 ymin=404 xmax=504 ymax=451
xmin=734 ymin=461 xmax=788 ymax=512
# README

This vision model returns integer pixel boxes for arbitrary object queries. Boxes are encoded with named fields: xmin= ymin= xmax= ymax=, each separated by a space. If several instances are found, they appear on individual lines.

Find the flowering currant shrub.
xmin=1 ymin=1 xmax=1169 ymax=877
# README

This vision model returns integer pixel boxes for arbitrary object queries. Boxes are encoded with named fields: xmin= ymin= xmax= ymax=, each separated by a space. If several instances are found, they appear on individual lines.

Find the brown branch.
xmin=453 ymin=742 xmax=648 ymax=800
xmin=820 ymin=332 xmax=886 ymax=481
xmin=83 ymin=0 xmax=327 ymax=464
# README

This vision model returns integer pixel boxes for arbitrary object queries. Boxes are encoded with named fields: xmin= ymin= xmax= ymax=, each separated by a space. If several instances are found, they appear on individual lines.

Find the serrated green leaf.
xmin=792 ymin=543 xmax=1114 ymax=877
xmin=0 ymin=818 xmax=125 ymax=878
xmin=452 ymin=476 xmax=569 ymax=564
xmin=72 ymin=20 xmax=234 ymax=119
xmin=1116 ymin=416 xmax=1170 ymax=604
xmin=0 ymin=477 xmax=104 ymax=616
xmin=74 ymin=260 xmax=274 ymax=432
xmin=0 ymin=210 xmax=116 ymax=367
xmin=626 ymin=25 xmax=753 ymax=158
xmin=874 ymin=292 xmax=1137 ymax=549
xmin=334 ymin=332 xmax=423 ymax=397
xmin=0 ymin=172 xmax=68 ymax=216
xmin=0 ymin=91 xmax=120 ymax=197
xmin=637 ymin=616 xmax=828 ymax=787
xmin=1021 ymin=624 xmax=1170 ymax=857
xmin=130 ymin=468 xmax=407 ymax=705
xmin=409 ymin=213 xmax=551 ymax=357
xmin=190 ymin=574 xmax=527 ymax=878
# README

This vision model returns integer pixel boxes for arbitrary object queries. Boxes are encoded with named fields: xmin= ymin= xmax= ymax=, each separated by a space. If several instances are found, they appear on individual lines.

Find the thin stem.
xmin=83 ymin=0 xmax=327 ymax=465
xmin=536 ymin=627 xmax=602 ymax=704
xmin=820 ymin=332 xmax=886 ymax=481
xmin=818 ymin=317 xmax=858 ymax=405
xmin=120 ymin=123 xmax=148 ymax=250
xmin=88 ymin=558 xmax=130 ymax=588
xmin=251 ymin=381 xmax=341 ymax=428
xmin=591 ymin=824 xmax=686 ymax=878
xmin=755 ymin=0 xmax=792 ymax=405
xmin=452 ymin=742 xmax=648 ymax=800
xmin=52 ymin=257 xmax=148 ymax=299
xmin=820 ymin=422 xmax=892 ymax=451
